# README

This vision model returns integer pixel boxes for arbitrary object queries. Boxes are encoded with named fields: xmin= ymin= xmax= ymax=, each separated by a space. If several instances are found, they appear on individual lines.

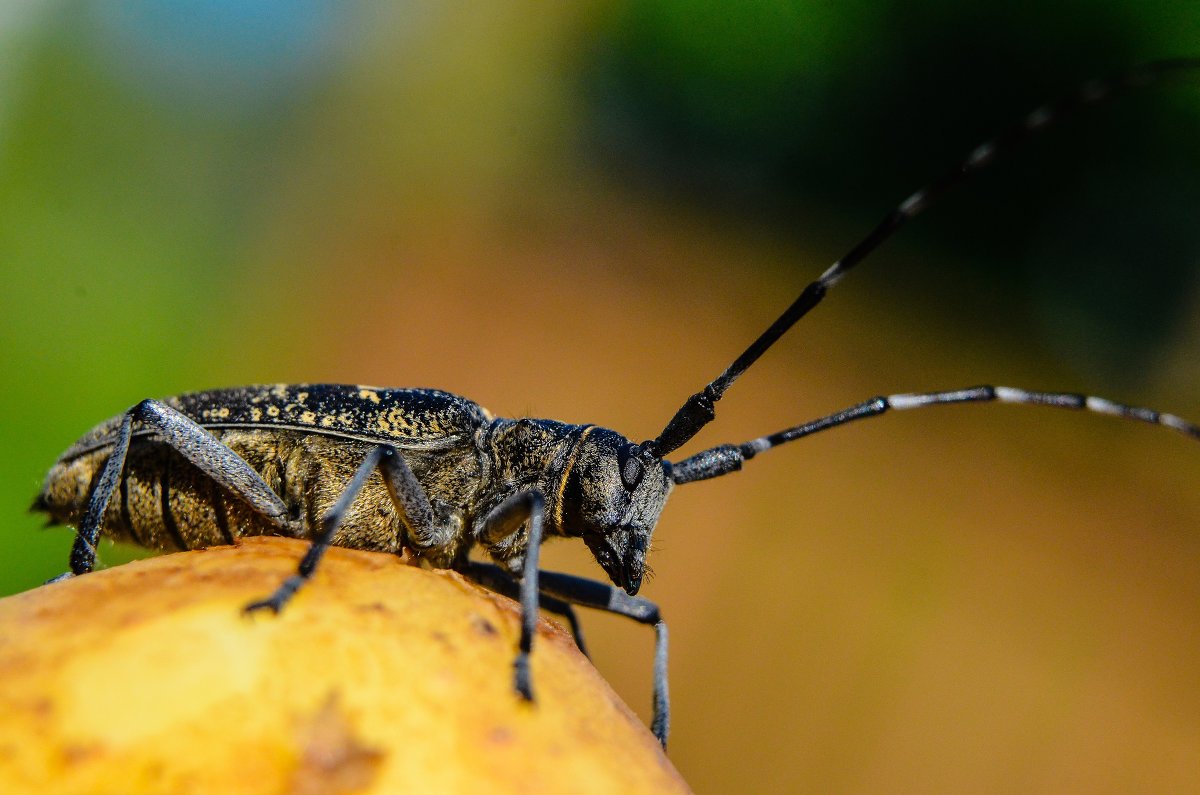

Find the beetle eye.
xmin=618 ymin=443 xmax=645 ymax=490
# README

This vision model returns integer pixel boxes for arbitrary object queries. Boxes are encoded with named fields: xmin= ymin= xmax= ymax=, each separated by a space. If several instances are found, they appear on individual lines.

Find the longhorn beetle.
xmin=32 ymin=59 xmax=1200 ymax=749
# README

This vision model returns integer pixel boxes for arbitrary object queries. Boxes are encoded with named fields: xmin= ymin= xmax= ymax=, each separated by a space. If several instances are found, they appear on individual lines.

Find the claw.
xmin=242 ymin=597 xmax=283 ymax=615
xmin=513 ymin=653 xmax=534 ymax=702
xmin=243 ymin=575 xmax=303 ymax=615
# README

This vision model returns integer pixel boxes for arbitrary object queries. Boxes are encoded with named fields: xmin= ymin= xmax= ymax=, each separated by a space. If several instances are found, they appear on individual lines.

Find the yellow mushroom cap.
xmin=0 ymin=537 xmax=690 ymax=795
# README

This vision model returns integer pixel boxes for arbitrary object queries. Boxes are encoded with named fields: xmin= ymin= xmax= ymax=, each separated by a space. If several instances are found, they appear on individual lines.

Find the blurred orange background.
xmin=1 ymin=3 xmax=1198 ymax=792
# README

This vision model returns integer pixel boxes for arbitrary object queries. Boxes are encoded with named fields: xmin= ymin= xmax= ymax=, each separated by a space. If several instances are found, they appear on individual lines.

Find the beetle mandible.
xmin=32 ymin=59 xmax=1200 ymax=749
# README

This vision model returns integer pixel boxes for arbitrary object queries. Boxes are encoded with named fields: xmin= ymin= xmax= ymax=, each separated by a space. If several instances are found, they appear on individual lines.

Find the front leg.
xmin=462 ymin=561 xmax=590 ymax=658
xmin=467 ymin=560 xmax=670 ymax=748
xmin=478 ymin=490 xmax=546 ymax=703
xmin=538 ymin=569 xmax=670 ymax=748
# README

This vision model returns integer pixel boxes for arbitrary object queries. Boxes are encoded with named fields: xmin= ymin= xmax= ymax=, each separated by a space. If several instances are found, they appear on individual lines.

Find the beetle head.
xmin=559 ymin=427 xmax=672 ymax=595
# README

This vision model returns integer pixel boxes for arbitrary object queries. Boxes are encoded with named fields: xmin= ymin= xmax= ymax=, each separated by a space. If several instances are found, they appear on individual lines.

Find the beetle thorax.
xmin=480 ymin=417 xmax=582 ymax=531
xmin=482 ymin=417 xmax=672 ymax=595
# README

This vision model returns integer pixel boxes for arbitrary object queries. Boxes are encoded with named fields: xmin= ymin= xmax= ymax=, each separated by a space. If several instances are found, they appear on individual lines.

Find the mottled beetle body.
xmin=37 ymin=384 xmax=671 ymax=590
xmin=32 ymin=60 xmax=1200 ymax=750
xmin=40 ymin=387 xmax=479 ymax=560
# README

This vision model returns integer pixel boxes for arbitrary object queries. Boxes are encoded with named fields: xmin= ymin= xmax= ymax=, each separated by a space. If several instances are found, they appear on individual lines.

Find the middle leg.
xmin=244 ymin=444 xmax=447 ymax=614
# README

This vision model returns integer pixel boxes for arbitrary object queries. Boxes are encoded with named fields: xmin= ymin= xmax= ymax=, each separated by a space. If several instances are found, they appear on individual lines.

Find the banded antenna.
xmin=642 ymin=58 xmax=1200 ymax=460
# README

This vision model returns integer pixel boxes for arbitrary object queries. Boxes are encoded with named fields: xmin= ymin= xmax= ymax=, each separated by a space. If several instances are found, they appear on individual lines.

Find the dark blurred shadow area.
xmin=584 ymin=0 xmax=1200 ymax=384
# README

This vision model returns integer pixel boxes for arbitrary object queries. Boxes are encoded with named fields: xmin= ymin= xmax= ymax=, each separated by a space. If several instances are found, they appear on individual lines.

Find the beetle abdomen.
xmin=35 ymin=430 xmax=400 ymax=554
xmin=36 ymin=419 xmax=487 ymax=558
xmin=36 ymin=435 xmax=265 ymax=552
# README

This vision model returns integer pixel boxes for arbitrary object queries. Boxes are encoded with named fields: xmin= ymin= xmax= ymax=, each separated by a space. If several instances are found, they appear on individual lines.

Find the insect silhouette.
xmin=32 ymin=59 xmax=1200 ymax=749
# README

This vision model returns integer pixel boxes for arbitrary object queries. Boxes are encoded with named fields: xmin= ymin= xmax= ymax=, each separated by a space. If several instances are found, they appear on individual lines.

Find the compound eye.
xmin=617 ymin=443 xmax=645 ymax=490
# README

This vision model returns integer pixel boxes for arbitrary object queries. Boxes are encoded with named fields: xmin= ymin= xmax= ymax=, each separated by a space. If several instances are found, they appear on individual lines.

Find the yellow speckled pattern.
xmin=35 ymin=386 xmax=500 ymax=559
xmin=167 ymin=385 xmax=490 ymax=447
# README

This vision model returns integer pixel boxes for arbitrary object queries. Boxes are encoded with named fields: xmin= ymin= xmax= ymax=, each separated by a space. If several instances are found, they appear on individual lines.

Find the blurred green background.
xmin=2 ymin=2 xmax=1199 ymax=792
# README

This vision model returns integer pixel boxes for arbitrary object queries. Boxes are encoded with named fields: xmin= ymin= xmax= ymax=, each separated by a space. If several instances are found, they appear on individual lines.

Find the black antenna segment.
xmin=643 ymin=58 xmax=1200 ymax=459
xmin=670 ymin=385 xmax=1200 ymax=485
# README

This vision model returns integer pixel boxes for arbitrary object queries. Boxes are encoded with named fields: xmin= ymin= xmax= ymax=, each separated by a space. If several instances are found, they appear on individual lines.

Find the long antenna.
xmin=643 ymin=58 xmax=1200 ymax=459
xmin=669 ymin=385 xmax=1200 ymax=484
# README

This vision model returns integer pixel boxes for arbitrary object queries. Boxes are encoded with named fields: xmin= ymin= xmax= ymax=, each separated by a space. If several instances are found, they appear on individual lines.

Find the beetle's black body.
xmin=40 ymin=386 xmax=488 ymax=555
xmin=39 ymin=384 xmax=671 ymax=589
xmin=32 ymin=59 xmax=1200 ymax=751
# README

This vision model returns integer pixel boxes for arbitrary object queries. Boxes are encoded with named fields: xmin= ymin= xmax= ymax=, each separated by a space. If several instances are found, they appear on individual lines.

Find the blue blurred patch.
xmin=87 ymin=0 xmax=349 ymax=114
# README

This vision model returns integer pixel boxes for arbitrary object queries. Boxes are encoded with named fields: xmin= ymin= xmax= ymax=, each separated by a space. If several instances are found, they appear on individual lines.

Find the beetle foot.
xmin=514 ymin=653 xmax=534 ymax=702
xmin=242 ymin=575 xmax=304 ymax=615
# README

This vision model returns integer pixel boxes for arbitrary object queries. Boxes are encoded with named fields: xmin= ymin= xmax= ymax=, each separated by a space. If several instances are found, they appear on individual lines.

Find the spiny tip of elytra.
xmin=29 ymin=492 xmax=49 ymax=514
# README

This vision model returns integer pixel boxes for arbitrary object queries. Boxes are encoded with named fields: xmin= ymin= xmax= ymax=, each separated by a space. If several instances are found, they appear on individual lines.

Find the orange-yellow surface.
xmin=0 ymin=537 xmax=688 ymax=795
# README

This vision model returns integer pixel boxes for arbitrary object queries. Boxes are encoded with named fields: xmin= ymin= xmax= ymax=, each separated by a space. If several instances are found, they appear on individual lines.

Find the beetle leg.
xmin=462 ymin=561 xmax=590 ymax=658
xmin=536 ymin=569 xmax=670 ymax=749
xmin=464 ymin=561 xmax=672 ymax=747
xmin=477 ymin=490 xmax=546 ymax=703
xmin=244 ymin=444 xmax=447 ymax=614
xmin=57 ymin=412 xmax=132 ymax=579
xmin=544 ymin=599 xmax=589 ymax=659
xmin=376 ymin=445 xmax=452 ymax=550
xmin=51 ymin=399 xmax=289 ymax=580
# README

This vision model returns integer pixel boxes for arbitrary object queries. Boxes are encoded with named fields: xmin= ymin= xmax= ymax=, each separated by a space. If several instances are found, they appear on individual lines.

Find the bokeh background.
xmin=2 ymin=2 xmax=1199 ymax=792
